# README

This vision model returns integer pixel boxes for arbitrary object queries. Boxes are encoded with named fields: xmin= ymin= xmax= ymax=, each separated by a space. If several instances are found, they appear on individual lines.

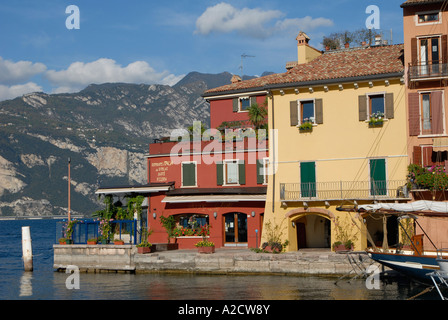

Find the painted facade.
xmin=205 ymin=33 xmax=409 ymax=252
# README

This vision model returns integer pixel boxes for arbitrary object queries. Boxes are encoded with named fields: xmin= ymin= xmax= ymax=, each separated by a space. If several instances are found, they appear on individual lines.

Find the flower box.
xmin=87 ymin=240 xmax=97 ymax=245
xmin=114 ymin=240 xmax=125 ymax=245
xmin=333 ymin=244 xmax=353 ymax=252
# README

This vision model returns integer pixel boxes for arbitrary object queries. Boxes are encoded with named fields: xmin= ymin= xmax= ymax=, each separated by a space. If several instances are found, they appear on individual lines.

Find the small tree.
xmin=248 ymin=98 xmax=268 ymax=130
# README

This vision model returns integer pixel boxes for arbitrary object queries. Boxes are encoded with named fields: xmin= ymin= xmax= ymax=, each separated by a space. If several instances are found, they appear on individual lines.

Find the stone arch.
xmin=285 ymin=207 xmax=335 ymax=222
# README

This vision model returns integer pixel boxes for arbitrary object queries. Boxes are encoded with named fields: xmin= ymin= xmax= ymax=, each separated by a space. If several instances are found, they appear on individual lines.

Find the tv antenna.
xmin=240 ymin=54 xmax=255 ymax=77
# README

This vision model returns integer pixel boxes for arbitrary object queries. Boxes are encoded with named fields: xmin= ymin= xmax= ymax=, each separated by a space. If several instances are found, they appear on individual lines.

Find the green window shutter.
xmin=256 ymin=159 xmax=264 ymax=184
xmin=315 ymin=99 xmax=323 ymax=124
xmin=359 ymin=95 xmax=367 ymax=121
xmin=217 ymin=162 xmax=224 ymax=186
xmin=250 ymin=96 xmax=257 ymax=107
xmin=385 ymin=93 xmax=394 ymax=119
xmin=238 ymin=161 xmax=246 ymax=185
xmin=290 ymin=101 xmax=298 ymax=126
xmin=233 ymin=98 xmax=239 ymax=112
xmin=182 ymin=163 xmax=196 ymax=187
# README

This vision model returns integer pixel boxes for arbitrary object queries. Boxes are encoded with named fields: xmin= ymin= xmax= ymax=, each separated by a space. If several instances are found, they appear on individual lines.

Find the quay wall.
xmin=53 ymin=245 xmax=376 ymax=276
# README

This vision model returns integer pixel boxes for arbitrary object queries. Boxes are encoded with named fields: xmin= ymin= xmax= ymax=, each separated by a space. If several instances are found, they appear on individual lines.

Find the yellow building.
xmin=205 ymin=33 xmax=410 ymax=252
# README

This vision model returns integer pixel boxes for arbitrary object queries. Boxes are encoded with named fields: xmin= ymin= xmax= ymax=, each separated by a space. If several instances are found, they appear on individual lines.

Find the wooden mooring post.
xmin=22 ymin=226 xmax=33 ymax=272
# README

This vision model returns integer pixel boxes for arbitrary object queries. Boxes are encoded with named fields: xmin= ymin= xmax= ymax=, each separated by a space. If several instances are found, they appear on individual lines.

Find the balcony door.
xmin=300 ymin=162 xmax=316 ymax=198
xmin=224 ymin=213 xmax=247 ymax=246
xmin=370 ymin=159 xmax=387 ymax=196
xmin=419 ymin=37 xmax=440 ymax=75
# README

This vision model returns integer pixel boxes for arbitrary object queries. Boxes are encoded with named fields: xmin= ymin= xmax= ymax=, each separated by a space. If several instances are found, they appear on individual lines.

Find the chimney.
xmin=296 ymin=31 xmax=322 ymax=65
xmin=231 ymin=75 xmax=242 ymax=84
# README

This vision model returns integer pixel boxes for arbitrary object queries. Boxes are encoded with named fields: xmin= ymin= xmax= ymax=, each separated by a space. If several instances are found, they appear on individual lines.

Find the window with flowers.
xmin=172 ymin=214 xmax=210 ymax=237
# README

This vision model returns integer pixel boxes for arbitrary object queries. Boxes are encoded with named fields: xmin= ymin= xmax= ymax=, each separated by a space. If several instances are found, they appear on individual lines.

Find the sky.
xmin=0 ymin=0 xmax=405 ymax=101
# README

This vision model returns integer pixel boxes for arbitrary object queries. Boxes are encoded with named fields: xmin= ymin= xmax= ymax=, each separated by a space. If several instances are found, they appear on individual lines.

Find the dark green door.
xmin=370 ymin=159 xmax=387 ymax=196
xmin=300 ymin=162 xmax=316 ymax=198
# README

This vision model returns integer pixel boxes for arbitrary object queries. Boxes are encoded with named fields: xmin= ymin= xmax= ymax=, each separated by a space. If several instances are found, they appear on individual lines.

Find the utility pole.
xmin=240 ymin=54 xmax=255 ymax=78
xmin=68 ymin=157 xmax=71 ymax=222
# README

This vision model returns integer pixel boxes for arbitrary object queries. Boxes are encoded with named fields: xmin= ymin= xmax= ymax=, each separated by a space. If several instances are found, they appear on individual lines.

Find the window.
xmin=359 ymin=93 xmax=394 ymax=122
xmin=421 ymin=91 xmax=444 ymax=135
xmin=240 ymin=97 xmax=250 ymax=111
xmin=225 ymin=160 xmax=239 ymax=184
xmin=417 ymin=11 xmax=440 ymax=24
xmin=217 ymin=160 xmax=246 ymax=186
xmin=289 ymin=99 xmax=323 ymax=126
xmin=369 ymin=94 xmax=385 ymax=117
xmin=181 ymin=162 xmax=196 ymax=187
xmin=419 ymin=37 xmax=440 ymax=75
xmin=408 ymin=91 xmax=444 ymax=136
xmin=232 ymin=96 xmax=257 ymax=112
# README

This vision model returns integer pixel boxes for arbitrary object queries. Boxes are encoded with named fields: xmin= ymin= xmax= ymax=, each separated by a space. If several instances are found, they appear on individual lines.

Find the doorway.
xmin=224 ymin=213 xmax=248 ymax=246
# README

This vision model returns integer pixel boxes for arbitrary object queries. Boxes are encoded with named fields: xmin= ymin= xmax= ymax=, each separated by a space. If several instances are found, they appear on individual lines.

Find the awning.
xmin=433 ymin=137 xmax=448 ymax=152
xmin=162 ymin=194 xmax=266 ymax=203
xmin=96 ymin=184 xmax=173 ymax=195
xmin=358 ymin=200 xmax=448 ymax=213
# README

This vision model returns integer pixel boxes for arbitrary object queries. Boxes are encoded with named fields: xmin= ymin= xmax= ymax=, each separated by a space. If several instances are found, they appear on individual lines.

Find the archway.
xmin=286 ymin=208 xmax=334 ymax=250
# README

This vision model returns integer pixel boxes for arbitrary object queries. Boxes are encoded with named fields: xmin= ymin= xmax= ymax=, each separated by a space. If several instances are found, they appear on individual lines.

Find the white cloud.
xmin=45 ymin=58 xmax=184 ymax=93
xmin=195 ymin=2 xmax=282 ymax=39
xmin=0 ymin=57 xmax=46 ymax=85
xmin=195 ymin=2 xmax=333 ymax=39
xmin=0 ymin=82 xmax=43 ymax=101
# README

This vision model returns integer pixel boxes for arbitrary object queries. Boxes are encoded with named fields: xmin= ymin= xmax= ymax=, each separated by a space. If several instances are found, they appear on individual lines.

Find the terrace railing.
xmin=280 ymin=180 xmax=409 ymax=202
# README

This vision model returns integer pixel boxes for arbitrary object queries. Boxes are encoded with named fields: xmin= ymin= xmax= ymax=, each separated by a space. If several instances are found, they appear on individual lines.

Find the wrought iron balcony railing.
xmin=409 ymin=61 xmax=448 ymax=81
xmin=280 ymin=180 xmax=409 ymax=201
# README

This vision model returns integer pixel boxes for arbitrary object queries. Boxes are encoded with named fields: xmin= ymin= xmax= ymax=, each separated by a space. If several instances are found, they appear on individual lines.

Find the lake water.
xmin=0 ymin=219 xmax=442 ymax=302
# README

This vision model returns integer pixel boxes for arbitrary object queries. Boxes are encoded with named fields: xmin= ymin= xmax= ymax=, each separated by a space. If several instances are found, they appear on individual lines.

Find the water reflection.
xmin=46 ymin=272 xmax=437 ymax=300
xmin=19 ymin=272 xmax=32 ymax=297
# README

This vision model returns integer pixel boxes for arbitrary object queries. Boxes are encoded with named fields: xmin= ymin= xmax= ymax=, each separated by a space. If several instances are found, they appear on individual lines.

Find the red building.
xmin=145 ymin=90 xmax=269 ymax=249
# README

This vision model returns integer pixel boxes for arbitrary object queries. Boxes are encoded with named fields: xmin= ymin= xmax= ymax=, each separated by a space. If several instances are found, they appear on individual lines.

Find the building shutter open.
xmin=290 ymin=101 xmax=298 ymax=126
xmin=315 ymin=99 xmax=323 ymax=124
xmin=217 ymin=162 xmax=223 ymax=186
xmin=238 ymin=160 xmax=246 ymax=185
xmin=182 ymin=163 xmax=196 ymax=187
xmin=408 ymin=92 xmax=420 ymax=136
xmin=232 ymin=98 xmax=239 ymax=112
xmin=432 ymin=91 xmax=444 ymax=135
xmin=358 ymin=95 xmax=367 ymax=121
xmin=256 ymin=159 xmax=264 ymax=184
xmin=385 ymin=93 xmax=394 ymax=119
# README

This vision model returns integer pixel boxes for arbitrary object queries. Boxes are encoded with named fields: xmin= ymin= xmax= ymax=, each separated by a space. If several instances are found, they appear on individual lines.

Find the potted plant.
xmin=99 ymin=218 xmax=113 ymax=244
xmin=160 ymin=215 xmax=179 ymax=249
xmin=368 ymin=111 xmax=384 ymax=127
xmin=59 ymin=237 xmax=67 ymax=245
xmin=332 ymin=216 xmax=358 ymax=252
xmin=114 ymin=239 xmax=125 ymax=245
xmin=195 ymin=240 xmax=215 ymax=254
xmin=87 ymin=238 xmax=97 ymax=245
xmin=136 ymin=242 xmax=154 ymax=254
xmin=261 ymin=241 xmax=284 ymax=253
xmin=298 ymin=119 xmax=313 ymax=132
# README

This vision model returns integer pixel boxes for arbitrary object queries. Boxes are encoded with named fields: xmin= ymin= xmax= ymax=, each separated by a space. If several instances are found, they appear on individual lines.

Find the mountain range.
xmin=0 ymin=71 xmax=271 ymax=218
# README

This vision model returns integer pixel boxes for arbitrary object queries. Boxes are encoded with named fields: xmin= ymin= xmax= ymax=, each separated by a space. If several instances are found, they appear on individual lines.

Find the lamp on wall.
xmin=153 ymin=212 xmax=157 ymax=219
xmin=213 ymin=212 xmax=217 ymax=219
xmin=251 ymin=211 xmax=255 ymax=217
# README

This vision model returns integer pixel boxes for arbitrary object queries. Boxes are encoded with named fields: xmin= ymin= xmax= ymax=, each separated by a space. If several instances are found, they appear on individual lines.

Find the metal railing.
xmin=56 ymin=219 xmax=141 ymax=244
xmin=409 ymin=62 xmax=448 ymax=80
xmin=280 ymin=180 xmax=409 ymax=201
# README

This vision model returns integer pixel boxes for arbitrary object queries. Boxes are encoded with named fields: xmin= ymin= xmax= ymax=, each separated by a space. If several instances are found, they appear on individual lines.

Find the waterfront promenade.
xmin=53 ymin=245 xmax=377 ymax=277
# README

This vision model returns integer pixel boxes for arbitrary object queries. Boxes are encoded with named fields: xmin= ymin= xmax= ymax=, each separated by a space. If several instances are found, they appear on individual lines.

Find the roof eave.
xmin=202 ymin=72 xmax=404 ymax=98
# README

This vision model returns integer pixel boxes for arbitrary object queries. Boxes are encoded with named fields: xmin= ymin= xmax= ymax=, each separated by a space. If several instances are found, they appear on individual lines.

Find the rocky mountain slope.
xmin=0 ymin=71 xmax=246 ymax=218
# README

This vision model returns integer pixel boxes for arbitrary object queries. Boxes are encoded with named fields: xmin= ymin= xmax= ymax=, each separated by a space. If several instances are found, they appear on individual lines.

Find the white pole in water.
xmin=22 ymin=226 xmax=33 ymax=272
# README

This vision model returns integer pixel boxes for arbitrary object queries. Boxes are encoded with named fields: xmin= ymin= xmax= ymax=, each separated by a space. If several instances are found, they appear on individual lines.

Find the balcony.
xmin=280 ymin=180 xmax=410 ymax=202
xmin=409 ymin=61 xmax=448 ymax=82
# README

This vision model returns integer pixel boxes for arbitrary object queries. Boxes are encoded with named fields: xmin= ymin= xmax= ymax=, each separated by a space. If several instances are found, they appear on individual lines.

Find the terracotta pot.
xmin=333 ymin=244 xmax=353 ymax=252
xmin=137 ymin=246 xmax=154 ymax=254
xmin=87 ymin=241 xmax=97 ymax=245
xmin=114 ymin=240 xmax=125 ymax=245
xmin=198 ymin=246 xmax=215 ymax=254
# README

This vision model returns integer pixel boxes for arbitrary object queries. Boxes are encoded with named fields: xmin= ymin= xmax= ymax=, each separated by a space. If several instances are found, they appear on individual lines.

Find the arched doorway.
xmin=286 ymin=208 xmax=334 ymax=250
xmin=295 ymin=215 xmax=331 ymax=249
xmin=223 ymin=212 xmax=247 ymax=246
